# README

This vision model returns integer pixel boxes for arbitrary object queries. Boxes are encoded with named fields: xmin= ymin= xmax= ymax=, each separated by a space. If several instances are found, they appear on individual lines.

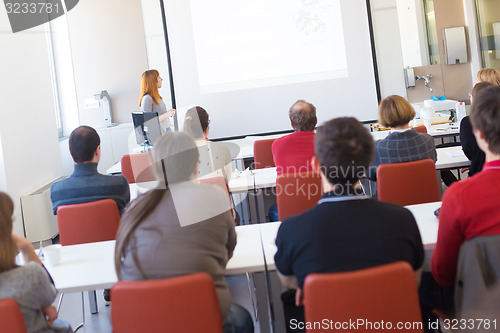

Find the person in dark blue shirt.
xmin=51 ymin=126 xmax=130 ymax=216
xmin=274 ymin=117 xmax=424 ymax=333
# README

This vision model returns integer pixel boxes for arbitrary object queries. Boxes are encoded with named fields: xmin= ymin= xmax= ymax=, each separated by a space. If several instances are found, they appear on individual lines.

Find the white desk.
xmin=107 ymin=161 xmax=122 ymax=175
xmin=258 ymin=201 xmax=441 ymax=272
xmin=43 ymin=224 xmax=267 ymax=293
xmin=223 ymin=133 xmax=289 ymax=160
xmin=128 ymin=172 xmax=256 ymax=200
xmin=405 ymin=201 xmax=441 ymax=248
xmin=371 ymin=123 xmax=460 ymax=142
xmin=436 ymin=146 xmax=470 ymax=169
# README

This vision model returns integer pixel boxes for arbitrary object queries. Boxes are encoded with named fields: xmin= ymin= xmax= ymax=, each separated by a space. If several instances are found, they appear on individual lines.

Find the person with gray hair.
xmin=115 ymin=132 xmax=253 ymax=333
xmin=272 ymin=100 xmax=317 ymax=176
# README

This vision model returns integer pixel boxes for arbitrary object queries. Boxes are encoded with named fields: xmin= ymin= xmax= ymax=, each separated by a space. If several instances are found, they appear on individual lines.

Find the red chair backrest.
xmin=253 ymin=139 xmax=276 ymax=169
xmin=377 ymin=159 xmax=440 ymax=206
xmin=276 ymin=171 xmax=322 ymax=221
xmin=121 ymin=152 xmax=155 ymax=184
xmin=198 ymin=176 xmax=231 ymax=201
xmin=414 ymin=126 xmax=428 ymax=134
xmin=57 ymin=199 xmax=120 ymax=246
xmin=304 ymin=262 xmax=423 ymax=333
xmin=0 ymin=299 xmax=27 ymax=333
xmin=111 ymin=273 xmax=223 ymax=333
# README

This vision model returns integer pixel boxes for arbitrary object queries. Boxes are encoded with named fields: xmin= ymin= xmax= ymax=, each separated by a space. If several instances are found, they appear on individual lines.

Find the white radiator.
xmin=20 ymin=177 xmax=63 ymax=242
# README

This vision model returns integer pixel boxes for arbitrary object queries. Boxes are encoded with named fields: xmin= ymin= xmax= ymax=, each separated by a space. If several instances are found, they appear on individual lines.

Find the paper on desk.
xmin=445 ymin=150 xmax=466 ymax=158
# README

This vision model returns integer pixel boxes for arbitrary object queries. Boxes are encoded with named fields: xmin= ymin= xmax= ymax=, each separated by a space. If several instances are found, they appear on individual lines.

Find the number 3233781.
xmin=5 ymin=2 xmax=62 ymax=14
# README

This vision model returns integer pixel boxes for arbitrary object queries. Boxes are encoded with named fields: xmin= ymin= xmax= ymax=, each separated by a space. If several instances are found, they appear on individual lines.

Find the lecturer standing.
xmin=139 ymin=69 xmax=176 ymax=132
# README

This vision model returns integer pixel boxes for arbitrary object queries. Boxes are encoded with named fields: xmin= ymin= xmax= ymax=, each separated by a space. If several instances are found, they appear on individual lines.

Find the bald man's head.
xmin=289 ymin=100 xmax=317 ymax=132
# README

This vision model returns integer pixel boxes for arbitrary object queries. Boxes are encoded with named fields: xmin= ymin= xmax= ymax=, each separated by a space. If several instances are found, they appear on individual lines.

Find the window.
xmin=475 ymin=0 xmax=500 ymax=69
xmin=46 ymin=14 xmax=79 ymax=138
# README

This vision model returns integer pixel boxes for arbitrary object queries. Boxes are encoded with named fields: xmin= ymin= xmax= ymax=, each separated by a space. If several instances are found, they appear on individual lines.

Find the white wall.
xmin=371 ymin=0 xmax=407 ymax=98
xmin=65 ymin=0 xmax=149 ymax=126
xmin=0 ymin=14 xmax=63 ymax=236
xmin=396 ymin=0 xmax=428 ymax=67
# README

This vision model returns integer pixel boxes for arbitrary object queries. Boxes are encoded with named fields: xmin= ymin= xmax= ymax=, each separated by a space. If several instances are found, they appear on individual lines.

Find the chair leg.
xmin=246 ymin=272 xmax=258 ymax=321
xmin=88 ymin=290 xmax=98 ymax=314
xmin=73 ymin=292 xmax=85 ymax=332
xmin=56 ymin=293 xmax=64 ymax=313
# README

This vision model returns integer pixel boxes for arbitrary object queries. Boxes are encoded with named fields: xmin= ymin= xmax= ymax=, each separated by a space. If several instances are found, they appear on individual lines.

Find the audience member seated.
xmin=369 ymin=95 xmax=437 ymax=181
xmin=182 ymin=106 xmax=233 ymax=182
xmin=274 ymin=117 xmax=424 ymax=333
xmin=420 ymin=84 xmax=500 ymax=331
xmin=51 ymin=126 xmax=130 ymax=304
xmin=0 ymin=192 xmax=73 ymax=333
xmin=114 ymin=132 xmax=253 ymax=333
xmin=461 ymin=82 xmax=494 ymax=176
xmin=51 ymin=126 xmax=130 ymax=215
xmin=272 ymin=100 xmax=317 ymax=176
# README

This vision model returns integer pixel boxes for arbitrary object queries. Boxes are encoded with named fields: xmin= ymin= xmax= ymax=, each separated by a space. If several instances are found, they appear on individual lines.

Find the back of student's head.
xmin=315 ymin=117 xmax=374 ymax=187
xmin=471 ymin=81 xmax=494 ymax=101
xmin=476 ymin=68 xmax=500 ymax=85
xmin=69 ymin=126 xmax=100 ymax=163
xmin=378 ymin=95 xmax=415 ymax=128
xmin=115 ymin=132 xmax=199 ymax=279
xmin=0 ymin=192 xmax=17 ymax=272
xmin=182 ymin=106 xmax=210 ymax=139
xmin=152 ymin=131 xmax=200 ymax=186
xmin=289 ymin=100 xmax=317 ymax=131
xmin=470 ymin=85 xmax=500 ymax=155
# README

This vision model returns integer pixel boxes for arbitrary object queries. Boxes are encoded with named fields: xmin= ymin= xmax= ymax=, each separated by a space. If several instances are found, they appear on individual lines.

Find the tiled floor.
xmin=55 ymin=275 xmax=261 ymax=333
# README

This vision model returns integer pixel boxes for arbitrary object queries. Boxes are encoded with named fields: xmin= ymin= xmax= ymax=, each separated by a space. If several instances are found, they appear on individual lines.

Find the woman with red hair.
xmin=139 ymin=69 xmax=176 ymax=132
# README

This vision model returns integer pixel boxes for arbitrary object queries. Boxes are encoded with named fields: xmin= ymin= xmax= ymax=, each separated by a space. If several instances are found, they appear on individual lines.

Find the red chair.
xmin=377 ymin=159 xmax=440 ymax=206
xmin=111 ymin=273 xmax=223 ymax=333
xmin=56 ymin=199 xmax=121 ymax=329
xmin=414 ymin=125 xmax=428 ymax=134
xmin=199 ymin=176 xmax=234 ymax=218
xmin=276 ymin=171 xmax=322 ymax=220
xmin=57 ymin=199 xmax=120 ymax=246
xmin=121 ymin=152 xmax=155 ymax=184
xmin=199 ymin=176 xmax=230 ymax=196
xmin=0 ymin=299 xmax=27 ymax=333
xmin=304 ymin=262 xmax=423 ymax=333
xmin=253 ymin=139 xmax=276 ymax=169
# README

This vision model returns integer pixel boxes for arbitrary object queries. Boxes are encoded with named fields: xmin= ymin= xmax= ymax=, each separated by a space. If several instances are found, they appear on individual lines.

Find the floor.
xmin=54 ymin=275 xmax=262 ymax=333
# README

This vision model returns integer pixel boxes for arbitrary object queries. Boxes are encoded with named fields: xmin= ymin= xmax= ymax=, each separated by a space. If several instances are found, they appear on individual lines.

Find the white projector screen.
xmin=164 ymin=0 xmax=379 ymax=138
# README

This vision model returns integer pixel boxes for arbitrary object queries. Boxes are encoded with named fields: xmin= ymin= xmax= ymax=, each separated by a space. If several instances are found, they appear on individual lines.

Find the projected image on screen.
xmin=189 ymin=0 xmax=348 ymax=94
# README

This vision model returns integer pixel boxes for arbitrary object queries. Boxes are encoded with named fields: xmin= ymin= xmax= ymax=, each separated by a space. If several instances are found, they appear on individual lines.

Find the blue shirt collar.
xmin=72 ymin=163 xmax=99 ymax=177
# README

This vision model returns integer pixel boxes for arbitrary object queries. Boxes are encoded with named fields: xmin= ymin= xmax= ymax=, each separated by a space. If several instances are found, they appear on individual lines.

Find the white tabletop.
xmin=248 ymin=146 xmax=470 ymax=192
xmin=128 ymin=173 xmax=256 ymax=201
xmin=221 ymin=133 xmax=288 ymax=159
xmin=259 ymin=201 xmax=442 ymax=272
xmin=44 ymin=240 xmax=117 ymax=293
xmin=43 ymin=224 xmax=267 ymax=293
xmin=435 ymin=146 xmax=470 ymax=169
xmin=42 ymin=200 xmax=441 ymax=293
xmin=226 ymin=224 xmax=266 ymax=275
xmin=405 ymin=201 xmax=441 ymax=248
xmin=371 ymin=123 xmax=460 ymax=141
xmin=107 ymin=161 xmax=122 ymax=175
xmin=253 ymin=167 xmax=278 ymax=189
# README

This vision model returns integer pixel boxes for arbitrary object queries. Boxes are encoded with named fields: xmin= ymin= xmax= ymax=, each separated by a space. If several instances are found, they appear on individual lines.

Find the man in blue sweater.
xmin=51 ymin=126 xmax=130 ymax=216
xmin=51 ymin=126 xmax=130 ymax=304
